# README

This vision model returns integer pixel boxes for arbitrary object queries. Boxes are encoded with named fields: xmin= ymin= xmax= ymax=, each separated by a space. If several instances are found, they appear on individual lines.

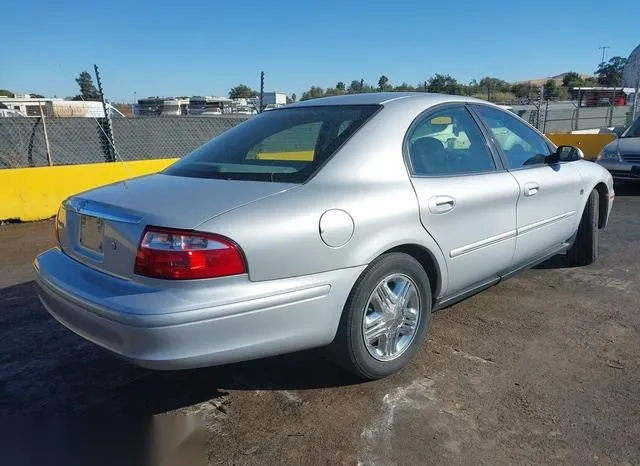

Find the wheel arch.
xmin=380 ymin=243 xmax=443 ymax=301
xmin=593 ymin=182 xmax=609 ymax=229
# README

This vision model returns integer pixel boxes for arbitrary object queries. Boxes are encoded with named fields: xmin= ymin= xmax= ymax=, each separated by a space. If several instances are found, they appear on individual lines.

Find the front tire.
xmin=567 ymin=189 xmax=599 ymax=266
xmin=332 ymin=253 xmax=432 ymax=380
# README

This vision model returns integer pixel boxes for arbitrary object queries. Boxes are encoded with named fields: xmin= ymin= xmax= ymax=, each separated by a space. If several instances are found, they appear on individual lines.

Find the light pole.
xmin=133 ymin=91 xmax=137 ymax=118
xmin=598 ymin=45 xmax=610 ymax=64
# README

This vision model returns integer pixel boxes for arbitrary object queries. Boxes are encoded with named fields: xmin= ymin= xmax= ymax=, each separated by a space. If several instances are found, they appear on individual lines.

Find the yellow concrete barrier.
xmin=546 ymin=133 xmax=617 ymax=161
xmin=0 ymin=159 xmax=178 ymax=222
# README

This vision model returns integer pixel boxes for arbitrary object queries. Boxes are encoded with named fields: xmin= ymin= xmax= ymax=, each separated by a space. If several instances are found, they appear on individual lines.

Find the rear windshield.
xmin=163 ymin=105 xmax=380 ymax=182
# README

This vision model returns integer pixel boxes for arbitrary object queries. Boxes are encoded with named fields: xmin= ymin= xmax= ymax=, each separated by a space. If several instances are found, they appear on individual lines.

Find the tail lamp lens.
xmin=134 ymin=227 xmax=246 ymax=280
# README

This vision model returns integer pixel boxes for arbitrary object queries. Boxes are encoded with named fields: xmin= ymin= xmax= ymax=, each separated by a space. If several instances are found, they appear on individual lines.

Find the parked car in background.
xmin=597 ymin=115 xmax=640 ymax=181
xmin=35 ymin=93 xmax=614 ymax=380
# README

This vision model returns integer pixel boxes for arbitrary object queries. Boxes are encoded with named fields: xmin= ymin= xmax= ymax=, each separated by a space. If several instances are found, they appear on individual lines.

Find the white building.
xmin=0 ymin=96 xmax=118 ymax=118
xmin=248 ymin=92 xmax=288 ymax=110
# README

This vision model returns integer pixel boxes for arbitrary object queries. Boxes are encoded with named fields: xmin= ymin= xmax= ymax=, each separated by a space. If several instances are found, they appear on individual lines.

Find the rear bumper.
xmin=35 ymin=248 xmax=364 ymax=370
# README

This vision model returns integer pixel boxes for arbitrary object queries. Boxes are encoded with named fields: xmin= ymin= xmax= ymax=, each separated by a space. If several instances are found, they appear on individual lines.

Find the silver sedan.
xmin=35 ymin=93 xmax=615 ymax=379
xmin=597 ymin=115 xmax=640 ymax=181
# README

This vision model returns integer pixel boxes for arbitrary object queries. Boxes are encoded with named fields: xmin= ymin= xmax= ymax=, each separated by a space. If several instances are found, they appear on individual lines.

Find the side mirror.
xmin=548 ymin=145 xmax=584 ymax=164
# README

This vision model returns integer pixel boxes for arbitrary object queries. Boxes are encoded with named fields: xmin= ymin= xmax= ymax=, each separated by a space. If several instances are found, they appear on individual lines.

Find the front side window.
xmin=406 ymin=106 xmax=496 ymax=176
xmin=473 ymin=105 xmax=551 ymax=168
xmin=164 ymin=105 xmax=380 ymax=182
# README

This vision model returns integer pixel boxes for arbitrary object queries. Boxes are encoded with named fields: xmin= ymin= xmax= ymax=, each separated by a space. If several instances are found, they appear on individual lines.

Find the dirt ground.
xmin=1 ymin=185 xmax=639 ymax=466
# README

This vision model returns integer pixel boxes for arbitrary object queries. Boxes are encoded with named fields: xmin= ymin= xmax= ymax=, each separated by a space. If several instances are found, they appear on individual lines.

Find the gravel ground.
xmin=1 ymin=184 xmax=639 ymax=465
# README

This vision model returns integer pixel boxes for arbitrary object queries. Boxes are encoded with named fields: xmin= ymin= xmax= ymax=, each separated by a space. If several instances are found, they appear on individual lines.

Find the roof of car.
xmin=288 ymin=92 xmax=486 ymax=107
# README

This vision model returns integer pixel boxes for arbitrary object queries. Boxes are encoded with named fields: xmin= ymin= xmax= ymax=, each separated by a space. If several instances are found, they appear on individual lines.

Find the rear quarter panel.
xmin=197 ymin=180 xmax=449 ymax=297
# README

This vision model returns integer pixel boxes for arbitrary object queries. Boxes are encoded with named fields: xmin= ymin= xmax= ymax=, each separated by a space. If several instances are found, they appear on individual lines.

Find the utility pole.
xmin=598 ymin=45 xmax=610 ymax=64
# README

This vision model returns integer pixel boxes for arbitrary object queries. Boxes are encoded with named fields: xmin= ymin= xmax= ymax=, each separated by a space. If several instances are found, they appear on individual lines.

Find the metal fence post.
xmin=38 ymin=102 xmax=53 ymax=166
xmin=608 ymin=88 xmax=617 ymax=127
xmin=575 ymin=88 xmax=581 ymax=131
xmin=542 ymin=99 xmax=549 ymax=133
xmin=536 ymin=86 xmax=544 ymax=130
xmin=259 ymin=71 xmax=265 ymax=113
xmin=94 ymin=64 xmax=117 ymax=162
xmin=633 ymin=80 xmax=639 ymax=121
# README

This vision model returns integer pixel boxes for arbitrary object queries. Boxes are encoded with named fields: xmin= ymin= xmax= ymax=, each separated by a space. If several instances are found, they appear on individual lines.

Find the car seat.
xmin=410 ymin=137 xmax=447 ymax=174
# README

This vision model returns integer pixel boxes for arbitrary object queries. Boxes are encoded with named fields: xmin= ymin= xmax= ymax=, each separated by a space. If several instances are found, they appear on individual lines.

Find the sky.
xmin=1 ymin=0 xmax=638 ymax=102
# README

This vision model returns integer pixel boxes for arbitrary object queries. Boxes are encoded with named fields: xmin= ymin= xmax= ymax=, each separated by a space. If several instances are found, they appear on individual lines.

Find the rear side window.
xmin=473 ymin=105 xmax=551 ymax=168
xmin=407 ymin=106 xmax=496 ymax=176
xmin=164 ymin=105 xmax=380 ymax=182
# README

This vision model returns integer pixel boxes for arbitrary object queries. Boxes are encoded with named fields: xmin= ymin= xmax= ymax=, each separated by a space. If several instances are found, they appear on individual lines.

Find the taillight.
xmin=134 ymin=227 xmax=246 ymax=280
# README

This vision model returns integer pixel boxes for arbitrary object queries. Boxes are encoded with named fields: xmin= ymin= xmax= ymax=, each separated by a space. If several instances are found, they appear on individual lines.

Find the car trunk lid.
xmin=58 ymin=173 xmax=296 ymax=280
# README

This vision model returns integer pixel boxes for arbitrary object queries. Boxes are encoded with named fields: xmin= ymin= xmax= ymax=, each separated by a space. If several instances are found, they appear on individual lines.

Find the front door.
xmin=406 ymin=104 xmax=520 ymax=297
xmin=471 ymin=104 xmax=583 ymax=264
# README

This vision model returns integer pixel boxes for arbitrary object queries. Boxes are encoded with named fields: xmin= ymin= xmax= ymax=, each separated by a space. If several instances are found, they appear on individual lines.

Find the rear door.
xmin=406 ymin=104 xmax=520 ymax=296
xmin=471 ymin=104 xmax=583 ymax=264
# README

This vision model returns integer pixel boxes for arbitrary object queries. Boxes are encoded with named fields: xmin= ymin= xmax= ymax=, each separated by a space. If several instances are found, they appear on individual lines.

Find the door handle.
xmin=524 ymin=182 xmax=540 ymax=197
xmin=428 ymin=195 xmax=456 ymax=213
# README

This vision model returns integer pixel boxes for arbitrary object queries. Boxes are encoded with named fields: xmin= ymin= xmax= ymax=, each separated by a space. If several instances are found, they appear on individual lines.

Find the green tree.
xmin=394 ymin=82 xmax=416 ymax=92
xmin=0 ymin=89 xmax=14 ymax=98
xmin=427 ymin=74 xmax=463 ymax=95
xmin=466 ymin=79 xmax=479 ymax=95
xmin=378 ymin=75 xmax=390 ymax=91
xmin=300 ymin=86 xmax=325 ymax=101
xmin=479 ymin=77 xmax=511 ymax=92
xmin=595 ymin=56 xmax=627 ymax=87
xmin=75 ymin=71 xmax=99 ymax=100
xmin=347 ymin=80 xmax=363 ymax=93
xmin=511 ymin=82 xmax=533 ymax=99
xmin=543 ymin=80 xmax=559 ymax=101
xmin=291 ymin=93 xmax=297 ymax=102
xmin=561 ymin=71 xmax=583 ymax=88
xmin=336 ymin=81 xmax=346 ymax=92
xmin=229 ymin=84 xmax=258 ymax=99
xmin=346 ymin=79 xmax=375 ymax=93
xmin=29 ymin=93 xmax=45 ymax=98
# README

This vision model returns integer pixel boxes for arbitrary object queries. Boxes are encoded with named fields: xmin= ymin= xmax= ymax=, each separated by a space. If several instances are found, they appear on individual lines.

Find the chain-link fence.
xmin=0 ymin=96 xmax=636 ymax=169
xmin=0 ymin=115 xmax=248 ymax=169
xmin=510 ymin=103 xmax=633 ymax=133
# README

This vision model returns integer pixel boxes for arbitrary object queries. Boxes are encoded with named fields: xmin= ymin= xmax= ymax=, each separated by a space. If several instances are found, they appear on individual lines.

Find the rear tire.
xmin=567 ymin=189 xmax=599 ymax=266
xmin=332 ymin=253 xmax=432 ymax=380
